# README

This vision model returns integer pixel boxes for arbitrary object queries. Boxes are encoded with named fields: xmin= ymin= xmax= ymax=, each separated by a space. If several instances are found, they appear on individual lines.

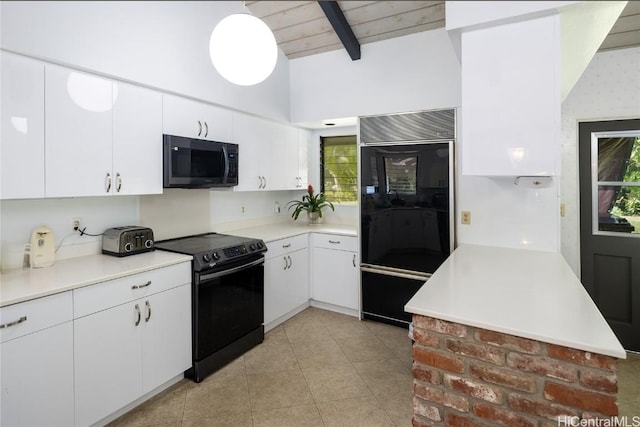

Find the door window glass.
xmin=593 ymin=131 xmax=640 ymax=235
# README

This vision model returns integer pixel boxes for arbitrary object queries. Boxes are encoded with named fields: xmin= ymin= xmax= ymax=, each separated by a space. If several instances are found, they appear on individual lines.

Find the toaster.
xmin=102 ymin=226 xmax=155 ymax=257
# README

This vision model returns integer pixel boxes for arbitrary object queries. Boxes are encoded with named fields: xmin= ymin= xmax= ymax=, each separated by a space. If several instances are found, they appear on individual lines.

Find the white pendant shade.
xmin=209 ymin=14 xmax=277 ymax=86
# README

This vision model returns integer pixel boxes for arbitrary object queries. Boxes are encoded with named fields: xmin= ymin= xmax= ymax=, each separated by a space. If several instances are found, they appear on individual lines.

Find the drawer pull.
xmin=0 ymin=316 xmax=27 ymax=329
xmin=145 ymin=300 xmax=152 ymax=322
xmin=282 ymin=243 xmax=291 ymax=248
xmin=131 ymin=281 xmax=152 ymax=290
xmin=329 ymin=240 xmax=341 ymax=244
xmin=353 ymin=254 xmax=356 ymax=267
xmin=134 ymin=304 xmax=141 ymax=326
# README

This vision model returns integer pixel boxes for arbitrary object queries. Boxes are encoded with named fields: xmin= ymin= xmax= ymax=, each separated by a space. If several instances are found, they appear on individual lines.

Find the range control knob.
xmin=257 ymin=241 xmax=264 ymax=250
xmin=212 ymin=251 xmax=221 ymax=260
xmin=249 ymin=243 xmax=257 ymax=251
xmin=202 ymin=253 xmax=212 ymax=263
xmin=124 ymin=242 xmax=133 ymax=252
xmin=144 ymin=239 xmax=153 ymax=249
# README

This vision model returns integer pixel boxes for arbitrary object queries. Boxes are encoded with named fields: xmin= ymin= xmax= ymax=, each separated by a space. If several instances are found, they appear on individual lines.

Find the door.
xmin=579 ymin=119 xmax=640 ymax=352
xmin=312 ymin=247 xmax=358 ymax=310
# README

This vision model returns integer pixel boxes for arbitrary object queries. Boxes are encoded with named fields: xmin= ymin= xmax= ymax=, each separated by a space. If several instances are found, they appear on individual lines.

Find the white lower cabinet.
xmin=264 ymin=235 xmax=309 ymax=327
xmin=0 ymin=293 xmax=74 ymax=427
xmin=312 ymin=234 xmax=359 ymax=311
xmin=73 ymin=264 xmax=191 ymax=426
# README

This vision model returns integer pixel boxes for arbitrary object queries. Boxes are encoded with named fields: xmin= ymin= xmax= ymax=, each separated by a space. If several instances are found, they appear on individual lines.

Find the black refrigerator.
xmin=359 ymin=110 xmax=455 ymax=328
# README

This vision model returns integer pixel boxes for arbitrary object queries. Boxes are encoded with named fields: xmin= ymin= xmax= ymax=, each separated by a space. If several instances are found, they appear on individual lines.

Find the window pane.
xmin=598 ymin=136 xmax=640 ymax=182
xmin=322 ymin=136 xmax=357 ymax=202
xmin=598 ymin=185 xmax=639 ymax=234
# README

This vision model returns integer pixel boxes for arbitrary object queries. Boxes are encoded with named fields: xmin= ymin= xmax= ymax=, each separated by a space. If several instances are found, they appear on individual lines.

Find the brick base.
xmin=411 ymin=315 xmax=619 ymax=426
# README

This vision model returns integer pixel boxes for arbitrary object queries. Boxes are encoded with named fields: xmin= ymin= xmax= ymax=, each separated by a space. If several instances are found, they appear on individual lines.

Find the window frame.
xmin=320 ymin=135 xmax=358 ymax=204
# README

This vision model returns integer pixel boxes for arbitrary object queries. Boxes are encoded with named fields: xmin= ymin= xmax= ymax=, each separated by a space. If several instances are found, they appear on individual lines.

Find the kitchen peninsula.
xmin=405 ymin=244 xmax=626 ymax=426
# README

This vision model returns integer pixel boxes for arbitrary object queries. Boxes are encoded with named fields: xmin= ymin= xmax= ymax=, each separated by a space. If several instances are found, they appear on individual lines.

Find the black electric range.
xmin=155 ymin=232 xmax=267 ymax=382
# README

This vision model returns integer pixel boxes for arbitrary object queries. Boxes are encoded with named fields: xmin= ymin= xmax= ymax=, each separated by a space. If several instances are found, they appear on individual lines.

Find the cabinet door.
xmin=297 ymin=129 xmax=310 ymax=189
xmin=287 ymin=248 xmax=310 ymax=309
xmin=233 ymin=113 xmax=269 ymax=191
xmin=113 ymin=82 xmax=163 ymax=195
xmin=270 ymin=125 xmax=299 ymax=190
xmin=45 ymin=65 xmax=113 ymax=197
xmin=312 ymin=248 xmax=358 ymax=310
xmin=162 ymin=95 xmax=206 ymax=139
xmin=0 ymin=52 xmax=45 ymax=200
xmin=142 ymin=284 xmax=192 ymax=393
xmin=74 ymin=302 xmax=142 ymax=427
xmin=265 ymin=248 xmax=309 ymax=325
xmin=201 ymin=103 xmax=232 ymax=142
xmin=1 ymin=322 xmax=74 ymax=427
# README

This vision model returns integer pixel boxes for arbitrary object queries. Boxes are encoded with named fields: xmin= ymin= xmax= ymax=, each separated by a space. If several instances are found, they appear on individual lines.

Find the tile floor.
xmin=109 ymin=307 xmax=640 ymax=427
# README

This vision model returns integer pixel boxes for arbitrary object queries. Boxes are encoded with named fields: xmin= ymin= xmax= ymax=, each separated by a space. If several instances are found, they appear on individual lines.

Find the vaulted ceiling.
xmin=246 ymin=1 xmax=640 ymax=60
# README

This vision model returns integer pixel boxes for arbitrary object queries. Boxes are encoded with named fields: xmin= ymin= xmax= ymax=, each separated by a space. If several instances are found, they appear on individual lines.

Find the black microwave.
xmin=163 ymin=134 xmax=238 ymax=188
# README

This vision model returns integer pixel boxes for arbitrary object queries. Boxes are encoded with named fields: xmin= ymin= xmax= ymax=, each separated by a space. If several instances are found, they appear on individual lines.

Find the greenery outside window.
xmin=321 ymin=135 xmax=357 ymax=203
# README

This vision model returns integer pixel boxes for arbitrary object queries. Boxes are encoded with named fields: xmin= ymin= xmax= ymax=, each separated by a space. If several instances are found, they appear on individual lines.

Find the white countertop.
xmin=0 ymin=251 xmax=192 ymax=307
xmin=223 ymin=222 xmax=357 ymax=242
xmin=405 ymin=244 xmax=626 ymax=359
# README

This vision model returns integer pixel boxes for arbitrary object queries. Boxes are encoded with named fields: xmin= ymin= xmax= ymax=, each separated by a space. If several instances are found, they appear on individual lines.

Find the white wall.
xmin=560 ymin=47 xmax=640 ymax=275
xmin=0 ymin=1 xmax=291 ymax=122
xmin=289 ymin=29 xmax=462 ymax=123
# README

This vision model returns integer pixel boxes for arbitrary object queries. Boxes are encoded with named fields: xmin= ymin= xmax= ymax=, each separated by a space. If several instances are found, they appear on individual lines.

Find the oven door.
xmin=193 ymin=255 xmax=264 ymax=362
xmin=163 ymin=134 xmax=233 ymax=188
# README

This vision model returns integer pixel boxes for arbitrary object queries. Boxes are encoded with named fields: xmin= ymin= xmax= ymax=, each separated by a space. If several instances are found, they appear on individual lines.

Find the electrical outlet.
xmin=461 ymin=211 xmax=471 ymax=225
xmin=241 ymin=206 xmax=245 ymax=214
xmin=72 ymin=217 xmax=82 ymax=232
xmin=560 ymin=203 xmax=566 ymax=217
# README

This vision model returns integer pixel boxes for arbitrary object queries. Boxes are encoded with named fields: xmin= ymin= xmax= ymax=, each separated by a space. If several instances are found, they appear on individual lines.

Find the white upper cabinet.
xmin=232 ymin=112 xmax=302 ymax=191
xmin=113 ymin=82 xmax=163 ymax=195
xmin=1 ymin=52 xmax=45 ymax=200
xmin=461 ymin=15 xmax=560 ymax=176
xmin=163 ymin=95 xmax=232 ymax=142
xmin=45 ymin=65 xmax=113 ymax=197
xmin=297 ymin=129 xmax=310 ymax=189
xmin=45 ymin=65 xmax=163 ymax=197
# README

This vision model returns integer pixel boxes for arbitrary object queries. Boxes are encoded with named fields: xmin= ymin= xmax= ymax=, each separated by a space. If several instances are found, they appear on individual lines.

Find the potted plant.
xmin=287 ymin=184 xmax=334 ymax=224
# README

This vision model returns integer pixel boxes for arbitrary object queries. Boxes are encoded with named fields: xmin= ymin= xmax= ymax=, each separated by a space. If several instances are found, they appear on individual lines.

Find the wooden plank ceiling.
xmin=246 ymin=1 xmax=640 ymax=60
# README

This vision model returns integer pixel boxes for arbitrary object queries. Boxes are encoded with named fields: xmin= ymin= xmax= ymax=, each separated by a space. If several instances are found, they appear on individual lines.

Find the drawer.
xmin=73 ymin=261 xmax=191 ymax=318
xmin=312 ymin=233 xmax=358 ymax=252
xmin=0 ymin=291 xmax=72 ymax=343
xmin=266 ymin=234 xmax=308 ymax=259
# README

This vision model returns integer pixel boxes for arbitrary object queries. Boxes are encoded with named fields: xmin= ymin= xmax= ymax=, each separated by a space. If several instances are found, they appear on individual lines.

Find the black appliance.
xmin=359 ymin=110 xmax=455 ymax=328
xmin=155 ymin=232 xmax=266 ymax=382
xmin=163 ymin=134 xmax=238 ymax=188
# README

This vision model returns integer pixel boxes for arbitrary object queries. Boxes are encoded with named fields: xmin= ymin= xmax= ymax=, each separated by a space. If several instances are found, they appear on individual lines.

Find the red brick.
xmin=414 ymin=315 xmax=468 ymax=337
xmin=473 ymin=403 xmax=536 ymax=427
xmin=446 ymin=339 xmax=505 ymax=365
xmin=544 ymin=381 xmax=618 ymax=416
xmin=580 ymin=369 xmax=618 ymax=393
xmin=507 ymin=353 xmax=578 ymax=382
xmin=414 ymin=381 xmax=469 ymax=413
xmin=445 ymin=411 xmax=486 ymax=427
xmin=469 ymin=364 xmax=536 ymax=393
xmin=547 ymin=345 xmax=617 ymax=371
xmin=414 ymin=347 xmax=465 ymax=374
xmin=508 ymin=393 xmax=578 ymax=420
xmin=413 ymin=396 xmax=442 ymax=421
xmin=413 ymin=364 xmax=442 ymax=385
xmin=444 ymin=374 xmax=504 ymax=404
xmin=412 ymin=416 xmax=437 ymax=427
xmin=475 ymin=330 xmax=541 ymax=354
xmin=414 ymin=328 xmax=440 ymax=347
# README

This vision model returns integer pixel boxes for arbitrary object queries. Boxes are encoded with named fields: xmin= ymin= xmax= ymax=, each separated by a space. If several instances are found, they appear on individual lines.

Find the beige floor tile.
xmin=376 ymin=391 xmax=414 ymax=427
xmin=247 ymin=368 xmax=314 ymax=411
xmin=618 ymin=356 xmax=640 ymax=404
xmin=283 ymin=317 xmax=333 ymax=343
xmin=244 ymin=340 xmax=299 ymax=373
xmin=619 ymin=399 xmax=640 ymax=418
xmin=263 ymin=325 xmax=290 ymax=345
xmin=291 ymin=339 xmax=351 ymax=369
xmin=363 ymin=319 xmax=408 ymax=337
xmin=353 ymin=358 xmax=413 ymax=396
xmin=303 ymin=364 xmax=372 ymax=402
xmin=376 ymin=331 xmax=414 ymax=368
xmin=325 ymin=317 xmax=376 ymax=339
xmin=107 ymin=381 xmax=188 ymax=427
xmin=317 ymin=396 xmax=394 ymax=427
xmin=182 ymin=412 xmax=253 ymax=427
xmin=182 ymin=376 xmax=250 ymax=420
xmin=335 ymin=334 xmax=397 ymax=363
xmin=252 ymin=404 xmax=324 ymax=427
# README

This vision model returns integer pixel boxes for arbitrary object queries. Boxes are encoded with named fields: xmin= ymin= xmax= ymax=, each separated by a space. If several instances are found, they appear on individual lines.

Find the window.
xmin=321 ymin=135 xmax=357 ymax=203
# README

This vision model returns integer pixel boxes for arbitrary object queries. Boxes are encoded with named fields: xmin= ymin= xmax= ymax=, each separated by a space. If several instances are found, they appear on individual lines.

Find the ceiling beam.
xmin=318 ymin=1 xmax=361 ymax=60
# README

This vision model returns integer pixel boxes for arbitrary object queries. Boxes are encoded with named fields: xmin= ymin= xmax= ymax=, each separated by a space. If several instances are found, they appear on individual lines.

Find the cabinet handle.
xmin=282 ymin=243 xmax=291 ymax=248
xmin=131 ymin=280 xmax=152 ymax=290
xmin=329 ymin=240 xmax=341 ymax=244
xmin=263 ymin=176 xmax=267 ymax=189
xmin=145 ymin=300 xmax=151 ymax=322
xmin=258 ymin=176 xmax=263 ymax=189
xmin=288 ymin=255 xmax=292 ymax=269
xmin=134 ymin=304 xmax=141 ymax=326
xmin=0 ymin=315 xmax=27 ymax=329
xmin=204 ymin=121 xmax=209 ymax=138
xmin=283 ymin=256 xmax=288 ymax=270
xmin=353 ymin=253 xmax=356 ymax=267
xmin=105 ymin=172 xmax=112 ymax=193
xmin=116 ymin=172 xmax=122 ymax=192
xmin=197 ymin=120 xmax=202 ymax=136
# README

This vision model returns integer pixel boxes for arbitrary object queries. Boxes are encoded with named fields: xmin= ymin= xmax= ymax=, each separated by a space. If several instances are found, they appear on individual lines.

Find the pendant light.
xmin=209 ymin=3 xmax=277 ymax=86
